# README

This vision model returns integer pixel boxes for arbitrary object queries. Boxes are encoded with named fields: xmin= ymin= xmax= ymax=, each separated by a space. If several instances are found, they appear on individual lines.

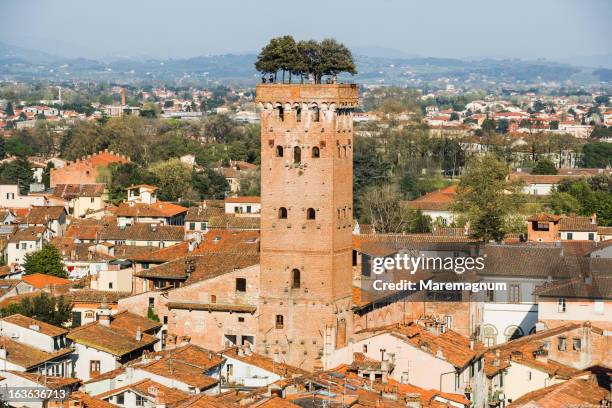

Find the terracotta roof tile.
xmin=53 ymin=184 xmax=106 ymax=199
xmin=26 ymin=206 xmax=66 ymax=224
xmin=559 ymin=216 xmax=598 ymax=232
xmin=134 ymin=253 xmax=258 ymax=284
xmin=99 ymin=223 xmax=184 ymax=242
xmin=207 ymin=214 xmax=260 ymax=230
xmin=534 ymin=271 xmax=612 ymax=299
xmin=22 ymin=273 xmax=71 ymax=289
xmin=357 ymin=322 xmax=485 ymax=369
xmin=96 ymin=379 xmax=189 ymax=405
xmin=116 ymin=202 xmax=188 ymax=218
xmin=67 ymin=316 xmax=158 ymax=357
xmin=507 ymin=377 xmax=608 ymax=408
xmin=5 ymin=371 xmax=80 ymax=389
xmin=8 ymin=226 xmax=46 ymax=243
xmin=0 ymin=337 xmax=73 ymax=369
xmin=223 ymin=347 xmax=310 ymax=377
xmin=1 ymin=313 xmax=67 ymax=337
xmin=224 ymin=196 xmax=260 ymax=204
xmin=53 ymin=391 xmax=116 ymax=408
xmin=185 ymin=206 xmax=224 ymax=222
xmin=406 ymin=186 xmax=456 ymax=211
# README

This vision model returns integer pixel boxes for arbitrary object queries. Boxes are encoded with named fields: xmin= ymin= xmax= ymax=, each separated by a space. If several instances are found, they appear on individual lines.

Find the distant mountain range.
xmin=0 ymin=41 xmax=609 ymax=86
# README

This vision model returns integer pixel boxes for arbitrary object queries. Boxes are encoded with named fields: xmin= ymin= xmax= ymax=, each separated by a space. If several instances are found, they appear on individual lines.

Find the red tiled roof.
xmin=406 ymin=186 xmax=456 ymax=211
xmin=224 ymin=196 xmax=260 ymax=204
xmin=508 ymin=377 xmax=608 ymax=408
xmin=22 ymin=273 xmax=71 ymax=289
xmin=116 ymin=202 xmax=187 ymax=218
xmin=1 ymin=313 xmax=67 ymax=337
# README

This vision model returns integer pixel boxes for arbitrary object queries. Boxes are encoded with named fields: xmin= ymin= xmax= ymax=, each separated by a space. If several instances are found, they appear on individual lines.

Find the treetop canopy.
xmin=255 ymin=36 xmax=357 ymax=84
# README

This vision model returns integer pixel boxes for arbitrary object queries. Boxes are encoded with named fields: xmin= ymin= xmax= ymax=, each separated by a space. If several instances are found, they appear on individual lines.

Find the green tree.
xmin=0 ymin=137 xmax=5 ymax=160
xmin=5 ymin=101 xmax=15 ymax=116
xmin=547 ymin=190 xmax=581 ymax=215
xmin=0 ymin=293 xmax=72 ymax=327
xmin=0 ymin=157 xmax=33 ymax=194
xmin=451 ymin=155 xmax=525 ymax=242
xmin=317 ymin=38 xmax=357 ymax=83
xmin=23 ymin=244 xmax=66 ymax=278
xmin=481 ymin=118 xmax=497 ymax=135
xmin=353 ymin=137 xmax=391 ymax=219
xmin=582 ymin=143 xmax=612 ymax=168
xmin=532 ymin=158 xmax=557 ymax=175
xmin=148 ymin=158 xmax=192 ymax=201
xmin=5 ymin=137 xmax=34 ymax=157
xmin=399 ymin=170 xmax=418 ymax=199
xmin=256 ymin=37 xmax=357 ymax=84
xmin=42 ymin=161 xmax=54 ymax=189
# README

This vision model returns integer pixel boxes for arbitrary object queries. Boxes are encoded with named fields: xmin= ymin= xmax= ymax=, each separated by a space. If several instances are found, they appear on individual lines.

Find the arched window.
xmin=313 ymin=106 xmax=320 ymax=122
xmin=306 ymin=208 xmax=316 ymax=220
xmin=210 ymin=295 xmax=217 ymax=303
xmin=278 ymin=207 xmax=288 ymax=219
xmin=293 ymin=146 xmax=301 ymax=164
xmin=296 ymin=107 xmax=302 ymax=122
xmin=291 ymin=269 xmax=301 ymax=289
xmin=504 ymin=325 xmax=524 ymax=341
xmin=482 ymin=324 xmax=497 ymax=347
xmin=312 ymin=146 xmax=320 ymax=158
xmin=276 ymin=145 xmax=284 ymax=157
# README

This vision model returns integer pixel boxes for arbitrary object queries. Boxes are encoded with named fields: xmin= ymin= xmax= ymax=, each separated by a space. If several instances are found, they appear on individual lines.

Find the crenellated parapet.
xmin=255 ymin=83 xmax=359 ymax=109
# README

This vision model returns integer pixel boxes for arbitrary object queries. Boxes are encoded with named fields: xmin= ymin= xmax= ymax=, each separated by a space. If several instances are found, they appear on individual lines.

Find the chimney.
xmin=155 ymin=394 xmax=166 ymax=408
xmin=0 ymin=346 xmax=6 ymax=359
xmin=591 ymin=213 xmax=597 ymax=225
xmin=69 ymin=401 xmax=82 ymax=408
xmin=405 ymin=393 xmax=421 ymax=408
xmin=135 ymin=327 xmax=142 ymax=341
xmin=469 ymin=338 xmax=475 ymax=350
xmin=29 ymin=320 xmax=40 ymax=332
xmin=493 ymin=349 xmax=501 ymax=367
xmin=98 ymin=314 xmax=111 ymax=327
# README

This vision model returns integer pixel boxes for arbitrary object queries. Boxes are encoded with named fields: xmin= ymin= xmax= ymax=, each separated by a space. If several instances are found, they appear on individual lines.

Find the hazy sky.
xmin=1 ymin=0 xmax=611 ymax=60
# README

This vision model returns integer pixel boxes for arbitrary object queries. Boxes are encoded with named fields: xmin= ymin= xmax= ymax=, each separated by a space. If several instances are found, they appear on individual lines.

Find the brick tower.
xmin=255 ymin=84 xmax=359 ymax=369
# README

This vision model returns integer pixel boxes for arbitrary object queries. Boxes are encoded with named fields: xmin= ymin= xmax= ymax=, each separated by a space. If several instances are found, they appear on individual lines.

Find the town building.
xmin=255 ymin=83 xmax=359 ymax=370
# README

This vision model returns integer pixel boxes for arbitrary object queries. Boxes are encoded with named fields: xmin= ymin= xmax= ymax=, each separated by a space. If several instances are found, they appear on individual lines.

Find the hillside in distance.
xmin=0 ymin=41 xmax=605 ymax=87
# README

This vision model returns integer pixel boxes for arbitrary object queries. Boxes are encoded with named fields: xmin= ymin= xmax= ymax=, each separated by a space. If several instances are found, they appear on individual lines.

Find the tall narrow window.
xmin=312 ymin=146 xmax=320 ymax=158
xmin=278 ymin=207 xmax=288 ymax=219
xmin=306 ymin=208 xmax=316 ymax=220
xmin=276 ymin=146 xmax=284 ymax=157
xmin=296 ymin=107 xmax=302 ymax=122
xmin=277 ymin=106 xmax=284 ymax=121
xmin=294 ymin=146 xmax=301 ymax=164
xmin=291 ymin=269 xmax=301 ymax=289
xmin=275 ymin=315 xmax=284 ymax=329
xmin=313 ymin=106 xmax=320 ymax=122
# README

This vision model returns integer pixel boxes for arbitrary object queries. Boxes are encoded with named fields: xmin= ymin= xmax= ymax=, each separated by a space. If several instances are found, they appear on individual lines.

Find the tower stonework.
xmin=255 ymin=84 xmax=359 ymax=369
